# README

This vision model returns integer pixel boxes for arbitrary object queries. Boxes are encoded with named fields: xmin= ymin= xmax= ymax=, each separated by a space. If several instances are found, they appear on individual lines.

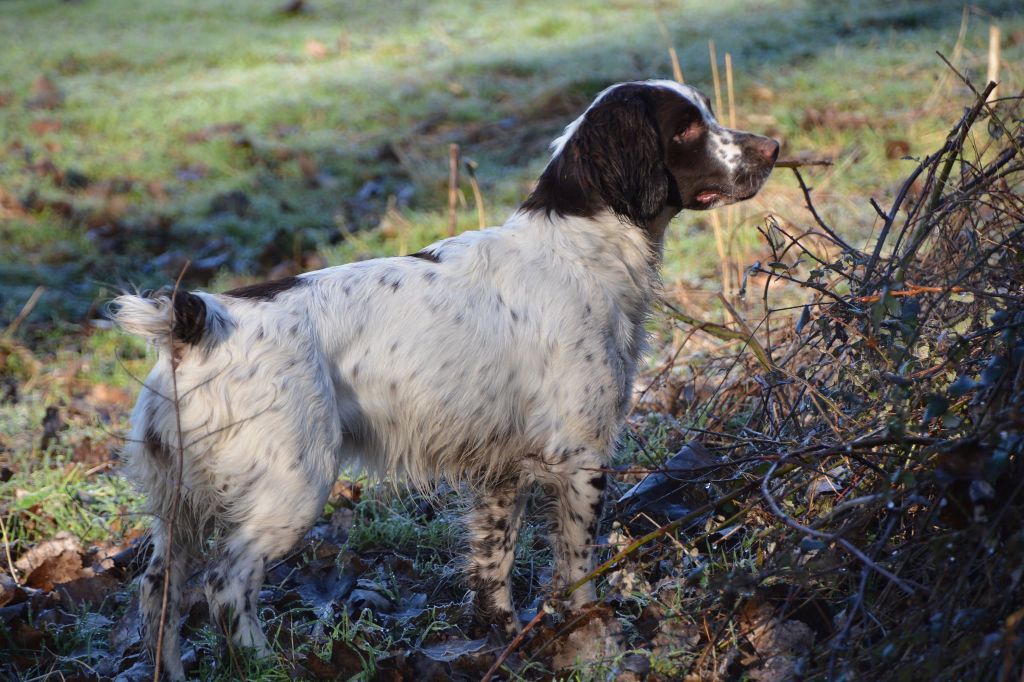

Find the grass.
xmin=2 ymin=0 xmax=1022 ymax=324
xmin=2 ymin=0 xmax=1024 ymax=679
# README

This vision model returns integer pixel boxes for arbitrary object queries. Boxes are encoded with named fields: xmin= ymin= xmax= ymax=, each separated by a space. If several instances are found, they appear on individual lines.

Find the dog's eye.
xmin=673 ymin=123 xmax=703 ymax=144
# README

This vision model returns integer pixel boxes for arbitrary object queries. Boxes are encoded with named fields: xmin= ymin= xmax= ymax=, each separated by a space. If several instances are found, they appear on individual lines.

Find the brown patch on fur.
xmin=223 ymin=276 xmax=306 ymax=301
xmin=407 ymin=250 xmax=441 ymax=263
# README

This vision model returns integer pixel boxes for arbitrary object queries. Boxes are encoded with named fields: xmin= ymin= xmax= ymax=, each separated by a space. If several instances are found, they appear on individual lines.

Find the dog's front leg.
xmin=466 ymin=478 xmax=527 ymax=638
xmin=544 ymin=454 xmax=607 ymax=609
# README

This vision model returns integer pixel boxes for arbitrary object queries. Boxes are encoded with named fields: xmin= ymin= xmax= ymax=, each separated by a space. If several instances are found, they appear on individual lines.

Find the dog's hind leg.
xmin=205 ymin=476 xmax=330 ymax=659
xmin=466 ymin=477 xmax=527 ymax=637
xmin=140 ymin=516 xmax=196 ymax=682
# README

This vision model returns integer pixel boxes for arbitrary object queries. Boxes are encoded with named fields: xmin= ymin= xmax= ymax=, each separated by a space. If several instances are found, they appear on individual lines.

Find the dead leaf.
xmin=885 ymin=139 xmax=911 ymax=159
xmin=11 ymin=620 xmax=48 ymax=649
xmin=70 ymin=437 xmax=112 ymax=469
xmin=295 ymin=557 xmax=355 ymax=619
xmin=329 ymin=479 xmax=361 ymax=506
xmin=55 ymin=572 xmax=120 ymax=608
xmin=29 ymin=118 xmax=62 ymax=136
xmin=806 ymin=465 xmax=848 ymax=504
xmin=617 ymin=441 xmax=717 ymax=532
xmin=183 ymin=122 xmax=244 ymax=144
xmin=24 ymin=550 xmax=83 ymax=592
xmin=349 ymin=587 xmax=392 ymax=613
xmin=551 ymin=606 xmax=624 ymax=671
xmin=176 ymin=164 xmax=208 ymax=181
xmin=304 ymin=640 xmax=363 ymax=679
xmin=26 ymin=75 xmax=63 ymax=110
xmin=739 ymin=602 xmax=814 ymax=682
xmin=0 ymin=186 xmax=26 ymax=218
xmin=418 ymin=637 xmax=487 ymax=662
xmin=90 ymin=383 xmax=133 ymax=409
xmin=0 ymin=572 xmax=26 ymax=607
xmin=305 ymin=39 xmax=329 ymax=59
xmin=15 ymin=531 xmax=82 ymax=576
xmin=750 ymin=85 xmax=775 ymax=103
xmin=801 ymin=106 xmax=868 ymax=131
xmin=146 ymin=179 xmax=169 ymax=202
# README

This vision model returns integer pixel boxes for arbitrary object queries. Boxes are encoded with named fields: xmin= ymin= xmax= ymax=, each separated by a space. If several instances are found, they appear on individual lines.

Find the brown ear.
xmin=568 ymin=91 xmax=668 ymax=223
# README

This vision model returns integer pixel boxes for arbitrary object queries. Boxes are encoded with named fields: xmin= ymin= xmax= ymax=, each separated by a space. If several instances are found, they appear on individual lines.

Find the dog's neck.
xmin=510 ymin=208 xmax=663 ymax=331
xmin=644 ymin=204 xmax=682 ymax=252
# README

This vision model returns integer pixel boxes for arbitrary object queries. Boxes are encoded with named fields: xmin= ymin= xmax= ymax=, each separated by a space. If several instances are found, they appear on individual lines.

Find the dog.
xmin=114 ymin=79 xmax=778 ymax=679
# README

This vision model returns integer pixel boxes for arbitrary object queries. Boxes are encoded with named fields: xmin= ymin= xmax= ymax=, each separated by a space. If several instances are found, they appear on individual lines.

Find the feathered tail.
xmin=112 ymin=290 xmax=230 ymax=350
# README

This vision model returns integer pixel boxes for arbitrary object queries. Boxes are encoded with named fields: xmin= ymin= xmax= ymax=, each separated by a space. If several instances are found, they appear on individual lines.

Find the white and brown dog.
xmin=114 ymin=79 xmax=778 ymax=679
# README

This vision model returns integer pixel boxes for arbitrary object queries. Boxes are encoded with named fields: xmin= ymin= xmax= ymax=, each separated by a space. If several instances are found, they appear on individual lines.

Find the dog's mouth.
xmin=694 ymin=188 xmax=754 ymax=207
xmin=695 ymin=189 xmax=724 ymax=205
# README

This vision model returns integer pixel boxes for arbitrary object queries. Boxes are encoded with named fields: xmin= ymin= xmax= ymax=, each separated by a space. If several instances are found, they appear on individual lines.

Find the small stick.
xmin=906 ymin=79 xmax=998 ymax=269
xmin=3 ymin=285 xmax=44 ymax=337
xmin=725 ymin=52 xmax=737 ymax=130
xmin=774 ymin=158 xmax=832 ymax=169
xmin=724 ymin=52 xmax=739 ymax=292
xmin=924 ymin=6 xmax=969 ymax=110
xmin=987 ymin=24 xmax=1000 ymax=103
xmin=654 ymin=11 xmax=684 ymax=83
xmin=447 ymin=143 xmax=460 ymax=237
xmin=789 ymin=167 xmax=855 ymax=252
xmin=0 ymin=512 xmax=18 ymax=584
xmin=708 ymin=40 xmax=723 ymax=116
xmin=464 ymin=158 xmax=487 ymax=230
xmin=669 ymin=46 xmax=684 ymax=84
xmin=853 ymin=284 xmax=963 ymax=303
xmin=153 ymin=261 xmax=190 ymax=682
xmin=479 ymin=606 xmax=547 ymax=682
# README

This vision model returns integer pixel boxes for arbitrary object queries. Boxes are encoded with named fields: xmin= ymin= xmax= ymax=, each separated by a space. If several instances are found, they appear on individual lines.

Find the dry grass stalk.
xmin=654 ymin=11 xmax=684 ymax=83
xmin=988 ymin=23 xmax=1001 ymax=102
xmin=447 ymin=143 xmax=460 ymax=237
xmin=708 ymin=40 xmax=723 ymax=118
xmin=464 ymin=158 xmax=487 ymax=229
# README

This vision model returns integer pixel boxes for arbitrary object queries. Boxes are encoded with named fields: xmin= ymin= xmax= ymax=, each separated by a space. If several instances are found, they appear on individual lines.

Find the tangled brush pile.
xmin=608 ymin=76 xmax=1024 ymax=680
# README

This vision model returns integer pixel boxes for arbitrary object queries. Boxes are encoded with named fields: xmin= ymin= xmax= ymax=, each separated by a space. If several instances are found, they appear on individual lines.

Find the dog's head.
xmin=523 ymin=80 xmax=779 ymax=232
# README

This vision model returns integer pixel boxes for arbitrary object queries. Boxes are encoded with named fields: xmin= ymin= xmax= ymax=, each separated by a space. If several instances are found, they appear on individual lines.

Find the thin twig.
xmin=464 ymin=158 xmax=487 ymax=230
xmin=789 ymin=167 xmax=855 ymax=252
xmin=479 ymin=606 xmax=547 ymax=682
xmin=760 ymin=456 xmax=919 ymax=594
xmin=0 ymin=512 xmax=18 ymax=583
xmin=3 ymin=285 xmax=44 ymax=338
xmin=153 ymin=261 xmax=190 ymax=682
xmin=774 ymin=158 xmax=833 ymax=169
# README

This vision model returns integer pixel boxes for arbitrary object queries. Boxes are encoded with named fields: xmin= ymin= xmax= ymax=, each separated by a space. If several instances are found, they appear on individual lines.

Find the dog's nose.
xmin=753 ymin=137 xmax=780 ymax=163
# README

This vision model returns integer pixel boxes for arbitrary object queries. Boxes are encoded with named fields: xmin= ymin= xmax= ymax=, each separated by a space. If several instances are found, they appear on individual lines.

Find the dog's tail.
xmin=113 ymin=290 xmax=231 ymax=350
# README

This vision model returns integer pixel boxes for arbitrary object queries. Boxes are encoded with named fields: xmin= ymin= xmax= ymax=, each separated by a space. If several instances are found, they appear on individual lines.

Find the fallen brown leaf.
xmin=885 ymin=139 xmax=911 ymax=159
xmin=26 ymin=75 xmax=63 ymax=110
xmin=24 ymin=550 xmax=83 ymax=592
xmin=29 ymin=118 xmax=62 ymax=136
xmin=15 ymin=531 xmax=81 ymax=577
